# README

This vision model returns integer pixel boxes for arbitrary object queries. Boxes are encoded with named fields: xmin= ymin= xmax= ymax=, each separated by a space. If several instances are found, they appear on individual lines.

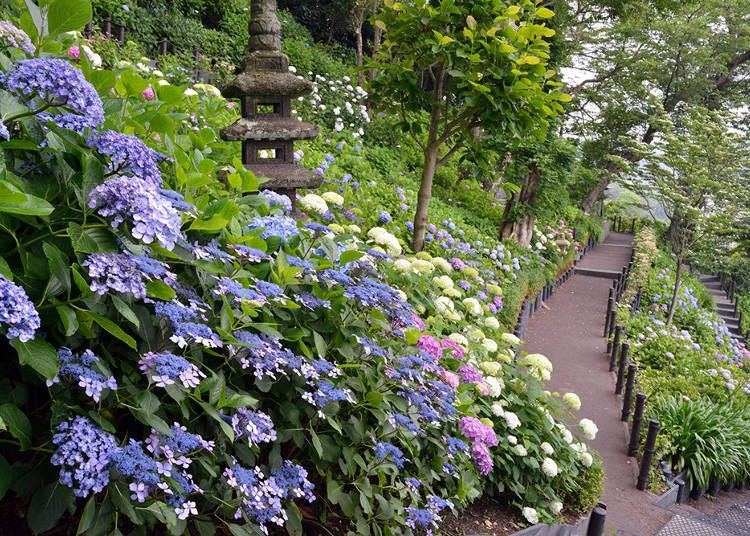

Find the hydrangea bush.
xmin=0 ymin=7 xmax=603 ymax=535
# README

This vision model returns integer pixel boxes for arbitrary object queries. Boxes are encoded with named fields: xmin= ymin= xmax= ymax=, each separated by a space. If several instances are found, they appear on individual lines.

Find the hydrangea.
xmin=378 ymin=210 xmax=392 ymax=224
xmin=248 ymin=215 xmax=299 ymax=242
xmin=471 ymin=442 xmax=493 ymax=475
xmin=578 ymin=451 xmax=593 ymax=467
xmin=229 ymin=408 xmax=277 ymax=447
xmin=542 ymin=457 xmax=559 ymax=477
xmin=155 ymin=300 xmax=222 ymax=349
xmin=579 ymin=418 xmax=598 ymax=440
xmin=0 ymin=121 xmax=8 ymax=141
xmin=367 ymin=227 xmax=402 ymax=256
xmin=87 ymin=130 xmax=165 ymax=187
xmin=503 ymin=411 xmax=522 ymax=430
xmin=522 ymin=506 xmax=539 ymax=524
xmin=261 ymin=189 xmax=292 ymax=212
xmin=138 ymin=351 xmax=205 ymax=388
xmin=48 ymin=348 xmax=117 ymax=402
xmin=298 ymin=193 xmax=329 ymax=214
xmin=0 ymin=274 xmax=40 ymax=341
xmin=89 ymin=176 xmax=184 ymax=250
xmin=563 ymin=392 xmax=581 ymax=410
xmin=4 ymin=58 xmax=103 ymax=133
xmin=0 ymin=21 xmax=35 ymax=54
xmin=374 ymin=441 xmax=407 ymax=468
xmin=51 ymin=416 xmax=117 ymax=497
xmin=320 ymin=191 xmax=344 ymax=205
xmin=459 ymin=417 xmax=498 ymax=446
xmin=84 ymin=251 xmax=173 ymax=299
xmin=540 ymin=442 xmax=555 ymax=455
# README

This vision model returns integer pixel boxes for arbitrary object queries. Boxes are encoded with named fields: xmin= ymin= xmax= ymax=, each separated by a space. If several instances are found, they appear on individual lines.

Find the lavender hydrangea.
xmin=227 ymin=244 xmax=271 ymax=263
xmin=51 ymin=416 xmax=117 ymax=497
xmin=83 ymin=251 xmax=173 ymax=299
xmin=138 ymin=351 xmax=206 ymax=388
xmin=248 ymin=215 xmax=299 ymax=242
xmin=4 ymin=58 xmax=103 ymax=133
xmin=261 ymin=189 xmax=292 ymax=212
xmin=0 ymin=21 xmax=35 ymax=54
xmin=374 ymin=441 xmax=407 ymax=468
xmin=89 ymin=175 xmax=184 ymax=250
xmin=87 ymin=130 xmax=165 ymax=187
xmin=48 ymin=348 xmax=117 ymax=402
xmin=0 ymin=121 xmax=9 ymax=141
xmin=0 ymin=274 xmax=40 ymax=341
xmin=224 ymin=463 xmax=286 ymax=530
xmin=294 ymin=291 xmax=331 ymax=310
xmin=229 ymin=408 xmax=277 ymax=447
xmin=459 ymin=417 xmax=498 ymax=447
xmin=154 ymin=300 xmax=222 ymax=349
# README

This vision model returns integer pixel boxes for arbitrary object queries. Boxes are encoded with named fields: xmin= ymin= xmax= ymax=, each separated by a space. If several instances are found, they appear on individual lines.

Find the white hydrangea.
xmin=442 ymin=287 xmax=462 ymax=298
xmin=551 ymin=501 xmax=563 ymax=514
xmin=563 ymin=392 xmax=581 ymax=411
xmin=482 ymin=338 xmax=498 ymax=353
xmin=321 ymin=191 xmax=344 ymax=205
xmin=540 ymin=442 xmax=554 ymax=455
xmin=484 ymin=316 xmax=500 ymax=330
xmin=579 ymin=452 xmax=593 ymax=467
xmin=507 ymin=435 xmax=517 ymax=445
xmin=299 ymin=193 xmax=329 ymax=215
xmin=541 ymin=457 xmax=559 ymax=477
xmin=560 ymin=427 xmax=573 ymax=444
xmin=514 ymin=444 xmax=528 ymax=456
xmin=433 ymin=275 xmax=454 ymax=290
xmin=435 ymin=297 xmax=461 ymax=321
xmin=80 ymin=45 xmax=102 ymax=68
xmin=347 ymin=224 xmax=361 ymax=234
xmin=579 ymin=418 xmax=598 ymax=440
xmin=410 ymin=258 xmax=434 ymax=274
xmin=523 ymin=353 xmax=553 ymax=381
xmin=491 ymin=402 xmax=505 ymax=416
xmin=183 ymin=88 xmax=198 ymax=97
xmin=522 ymin=507 xmax=539 ymax=524
xmin=448 ymin=333 xmax=468 ymax=348
xmin=392 ymin=258 xmax=412 ymax=273
xmin=485 ymin=377 xmax=503 ymax=397
xmin=501 ymin=333 xmax=521 ymax=346
xmin=504 ymin=411 xmax=521 ymax=430
xmin=463 ymin=297 xmax=483 ymax=316
xmin=478 ymin=361 xmax=501 ymax=376
xmin=367 ymin=227 xmax=402 ymax=256
xmin=193 ymin=83 xmax=221 ymax=96
xmin=396 ymin=289 xmax=408 ymax=302
xmin=570 ymin=442 xmax=587 ymax=454
xmin=431 ymin=257 xmax=453 ymax=272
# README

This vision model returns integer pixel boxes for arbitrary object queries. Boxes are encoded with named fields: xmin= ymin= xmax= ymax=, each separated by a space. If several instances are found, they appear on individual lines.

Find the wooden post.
xmin=609 ymin=326 xmax=622 ymax=371
xmin=104 ymin=18 xmax=112 ymax=35
xmin=159 ymin=38 xmax=168 ymax=56
xmin=615 ymin=342 xmax=630 ymax=394
xmin=117 ymin=23 xmax=125 ymax=44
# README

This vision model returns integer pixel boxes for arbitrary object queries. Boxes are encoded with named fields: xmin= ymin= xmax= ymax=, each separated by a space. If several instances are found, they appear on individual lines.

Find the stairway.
xmin=697 ymin=274 xmax=745 ymax=344
xmin=657 ymin=503 xmax=750 ymax=536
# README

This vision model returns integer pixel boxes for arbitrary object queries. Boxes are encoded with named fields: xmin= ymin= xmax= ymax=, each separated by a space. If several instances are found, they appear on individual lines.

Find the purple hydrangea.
xmin=89 ymin=175 xmax=184 ymax=250
xmin=0 ymin=274 xmax=40 ymax=341
xmin=4 ymin=58 xmax=103 ymax=133
xmin=459 ymin=417 xmax=498 ymax=447
xmin=378 ymin=211 xmax=392 ymax=224
xmin=301 ymin=380 xmax=354 ymax=413
xmin=0 ymin=121 xmax=9 ymax=141
xmin=232 ymin=330 xmax=299 ymax=378
xmin=248 ymin=215 xmax=299 ymax=242
xmin=457 ymin=364 xmax=483 ymax=384
xmin=48 ymin=348 xmax=117 ymax=402
xmin=223 ymin=463 xmax=286 ymax=530
xmin=83 ymin=251 xmax=173 ymax=299
xmin=471 ymin=442 xmax=493 ymax=475
xmin=51 ymin=416 xmax=117 ymax=498
xmin=229 ymin=408 xmax=277 ymax=447
xmin=0 ymin=21 xmax=35 ymax=54
xmin=213 ymin=277 xmax=267 ymax=305
xmin=189 ymin=240 xmax=234 ymax=262
xmin=294 ymin=291 xmax=331 ymax=310
xmin=374 ymin=441 xmax=407 ymax=468
xmin=260 ymin=189 xmax=292 ymax=212
xmin=272 ymin=460 xmax=315 ymax=502
xmin=87 ymin=130 xmax=165 ymax=187
xmin=138 ymin=351 xmax=205 ymax=388
xmin=227 ymin=244 xmax=271 ymax=263
xmin=154 ymin=300 xmax=222 ymax=349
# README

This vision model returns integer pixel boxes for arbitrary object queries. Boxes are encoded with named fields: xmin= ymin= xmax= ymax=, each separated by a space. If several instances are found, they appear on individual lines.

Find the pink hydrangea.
xmin=437 ymin=369 xmax=460 ymax=389
xmin=410 ymin=314 xmax=425 ymax=332
xmin=417 ymin=334 xmax=441 ymax=360
xmin=67 ymin=45 xmax=80 ymax=59
xmin=141 ymin=87 xmax=155 ymax=100
xmin=440 ymin=338 xmax=465 ymax=360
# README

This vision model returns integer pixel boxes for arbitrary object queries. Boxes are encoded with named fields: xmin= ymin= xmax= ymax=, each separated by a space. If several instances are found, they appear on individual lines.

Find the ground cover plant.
xmin=0 ymin=3 xmax=605 ymax=534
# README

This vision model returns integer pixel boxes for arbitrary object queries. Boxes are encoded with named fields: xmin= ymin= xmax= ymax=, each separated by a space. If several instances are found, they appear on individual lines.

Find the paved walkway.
xmin=522 ymin=232 xmax=674 ymax=535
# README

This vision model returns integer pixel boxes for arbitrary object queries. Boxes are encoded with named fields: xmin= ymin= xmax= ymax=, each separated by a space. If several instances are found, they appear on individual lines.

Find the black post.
xmin=117 ymin=23 xmax=125 ymax=44
xmin=104 ymin=18 xmax=112 ymax=35
xmin=609 ymin=326 xmax=622 ymax=371
xmin=606 ymin=311 xmax=617 ymax=353
xmin=604 ymin=289 xmax=615 ymax=336
xmin=586 ymin=505 xmax=607 ymax=536
xmin=675 ymin=478 xmax=687 ymax=504
xmin=621 ymin=363 xmax=637 ymax=421
xmin=627 ymin=393 xmax=647 ymax=456
xmin=637 ymin=420 xmax=660 ymax=490
xmin=159 ymin=38 xmax=168 ymax=56
xmin=615 ymin=342 xmax=630 ymax=394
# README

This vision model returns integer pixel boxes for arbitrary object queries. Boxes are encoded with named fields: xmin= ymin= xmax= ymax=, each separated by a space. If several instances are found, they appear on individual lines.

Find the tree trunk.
xmin=369 ymin=0 xmax=382 ymax=82
xmin=412 ymin=143 xmax=439 ymax=252
xmin=582 ymin=172 xmax=610 ymax=213
xmin=499 ymin=162 xmax=540 ymax=248
xmin=666 ymin=256 xmax=682 ymax=325
xmin=354 ymin=7 xmax=365 ymax=87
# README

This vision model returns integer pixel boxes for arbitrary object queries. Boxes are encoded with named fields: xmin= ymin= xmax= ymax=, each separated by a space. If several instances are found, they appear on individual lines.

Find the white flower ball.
xmin=484 ymin=316 xmax=500 ymax=330
xmin=540 ymin=442 xmax=554 ymax=455
xmin=299 ymin=194 xmax=329 ymax=215
xmin=579 ymin=452 xmax=593 ymax=467
xmin=482 ymin=338 xmax=498 ymax=353
xmin=321 ymin=191 xmax=344 ymax=205
xmin=491 ymin=402 xmax=505 ymax=416
xmin=514 ymin=444 xmax=528 ymax=457
xmin=507 ymin=435 xmax=517 ymax=445
xmin=551 ymin=501 xmax=563 ymax=514
xmin=522 ymin=506 xmax=539 ymax=524
xmin=504 ymin=411 xmax=521 ymax=430
xmin=563 ymin=392 xmax=581 ymax=411
xmin=579 ymin=418 xmax=598 ymax=440
xmin=541 ymin=457 xmax=559 ymax=477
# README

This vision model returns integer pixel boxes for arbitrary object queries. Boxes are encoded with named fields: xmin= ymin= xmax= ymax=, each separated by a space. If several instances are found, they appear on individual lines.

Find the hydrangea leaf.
xmin=0 ymin=180 xmax=54 ymax=216
xmin=78 ymin=310 xmax=137 ymax=350
xmin=27 ymin=483 xmax=73 ymax=535
xmin=10 ymin=338 xmax=59 ymax=380
xmin=0 ymin=403 xmax=31 ymax=450
xmin=48 ymin=0 xmax=91 ymax=37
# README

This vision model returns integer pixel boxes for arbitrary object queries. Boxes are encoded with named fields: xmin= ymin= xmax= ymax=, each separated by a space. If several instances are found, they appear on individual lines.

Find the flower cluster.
xmin=0 ymin=21 xmax=35 ymax=54
xmin=460 ymin=417 xmax=499 ymax=475
xmin=87 ymin=130 xmax=166 ymax=187
xmin=84 ymin=251 xmax=173 ymax=299
xmin=248 ymin=215 xmax=299 ymax=242
xmin=48 ymin=347 xmax=117 ymax=402
xmin=0 ymin=274 xmax=40 ymax=341
xmin=138 ymin=351 xmax=205 ymax=388
xmin=3 ymin=58 xmax=103 ymax=133
xmin=155 ymin=299 xmax=222 ymax=349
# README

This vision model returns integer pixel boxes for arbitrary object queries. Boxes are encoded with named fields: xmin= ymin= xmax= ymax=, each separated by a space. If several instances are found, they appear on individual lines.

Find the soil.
xmin=439 ymin=495 xmax=526 ymax=536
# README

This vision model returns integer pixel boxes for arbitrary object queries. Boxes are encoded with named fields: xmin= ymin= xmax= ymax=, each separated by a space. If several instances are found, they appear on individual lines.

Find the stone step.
xmin=705 ymin=281 xmax=724 ymax=290
xmin=573 ymin=267 xmax=621 ymax=279
xmin=699 ymin=275 xmax=721 ymax=283
xmin=695 ymin=504 xmax=750 ymax=536
xmin=657 ymin=514 xmax=734 ymax=536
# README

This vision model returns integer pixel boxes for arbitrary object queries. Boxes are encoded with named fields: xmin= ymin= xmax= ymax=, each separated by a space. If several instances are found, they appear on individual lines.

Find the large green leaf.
xmin=0 ymin=403 xmax=32 ymax=450
xmin=78 ymin=310 xmax=137 ymax=349
xmin=27 ymin=483 xmax=73 ymax=534
xmin=43 ymin=241 xmax=71 ymax=296
xmin=0 ymin=180 xmax=54 ymax=216
xmin=10 ymin=338 xmax=59 ymax=380
xmin=48 ymin=0 xmax=92 ymax=37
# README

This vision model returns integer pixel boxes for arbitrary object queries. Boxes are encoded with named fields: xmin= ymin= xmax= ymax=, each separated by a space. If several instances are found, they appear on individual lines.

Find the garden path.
xmin=521 ymin=231 xmax=675 ymax=535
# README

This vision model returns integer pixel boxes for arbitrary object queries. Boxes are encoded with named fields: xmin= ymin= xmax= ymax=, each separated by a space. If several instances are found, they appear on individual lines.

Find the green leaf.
xmin=76 ymin=495 xmax=97 ymax=535
xmin=79 ymin=310 xmax=137 ymax=349
xmin=309 ymin=428 xmax=323 ymax=458
xmin=146 ymin=280 xmax=176 ymax=301
xmin=0 ymin=403 xmax=32 ymax=451
xmin=28 ymin=483 xmax=72 ymax=534
xmin=0 ymin=180 xmax=54 ymax=216
xmin=111 ymin=295 xmax=140 ymax=328
xmin=68 ymin=223 xmax=117 ymax=254
xmin=11 ymin=338 xmax=59 ymax=380
xmin=48 ymin=0 xmax=92 ymax=36
xmin=535 ymin=6 xmax=555 ymax=19
xmin=0 ymin=455 xmax=10 ymax=500
xmin=43 ymin=241 xmax=71 ymax=296
xmin=339 ymin=249 xmax=364 ymax=265
xmin=227 ymin=523 xmax=265 ymax=536
xmin=0 ymin=256 xmax=12 ymax=279
xmin=57 ymin=305 xmax=79 ymax=336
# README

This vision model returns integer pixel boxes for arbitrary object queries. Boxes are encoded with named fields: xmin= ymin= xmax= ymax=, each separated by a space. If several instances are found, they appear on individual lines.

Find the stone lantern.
xmin=220 ymin=0 xmax=320 ymax=212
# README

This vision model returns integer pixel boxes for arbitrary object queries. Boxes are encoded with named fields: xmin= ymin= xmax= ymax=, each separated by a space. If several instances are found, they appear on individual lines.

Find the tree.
xmin=566 ymin=0 xmax=750 ymax=212
xmin=369 ymin=0 xmax=568 ymax=252
xmin=620 ymin=105 xmax=750 ymax=324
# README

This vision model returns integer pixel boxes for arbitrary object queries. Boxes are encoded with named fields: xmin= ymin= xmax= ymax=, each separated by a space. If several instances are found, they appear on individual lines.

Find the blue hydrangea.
xmin=302 ymin=380 xmax=354 ymax=414
xmin=188 ymin=240 xmax=234 ymax=262
xmin=83 ymin=251 xmax=173 ymax=299
xmin=89 ymin=175 xmax=184 ymax=250
xmin=48 ymin=348 xmax=117 ymax=402
xmin=374 ymin=441 xmax=407 ymax=469
xmin=230 ymin=408 xmax=277 ymax=447
xmin=213 ymin=277 xmax=267 ymax=305
xmin=138 ymin=351 xmax=205 ymax=388
xmin=293 ymin=291 xmax=331 ymax=310
xmin=271 ymin=461 xmax=315 ymax=502
xmin=232 ymin=330 xmax=299 ymax=378
xmin=378 ymin=211 xmax=392 ymax=224
xmin=255 ymin=279 xmax=285 ymax=298
xmin=87 ymin=130 xmax=165 ymax=187
xmin=51 ymin=416 xmax=117 ymax=498
xmin=248 ymin=215 xmax=299 ymax=242
xmin=0 ymin=274 xmax=40 ymax=341
xmin=286 ymin=255 xmax=314 ymax=272
xmin=160 ymin=189 xmax=194 ymax=212
xmin=224 ymin=463 xmax=286 ymax=530
xmin=390 ymin=412 xmax=420 ymax=434
xmin=4 ymin=58 xmax=103 ymax=133
xmin=227 ymin=244 xmax=271 ymax=263
xmin=303 ymin=222 xmax=332 ymax=234
xmin=154 ymin=300 xmax=222 ymax=349
xmin=0 ymin=121 xmax=9 ymax=141
xmin=0 ymin=21 xmax=35 ymax=54
xmin=261 ymin=189 xmax=292 ymax=212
